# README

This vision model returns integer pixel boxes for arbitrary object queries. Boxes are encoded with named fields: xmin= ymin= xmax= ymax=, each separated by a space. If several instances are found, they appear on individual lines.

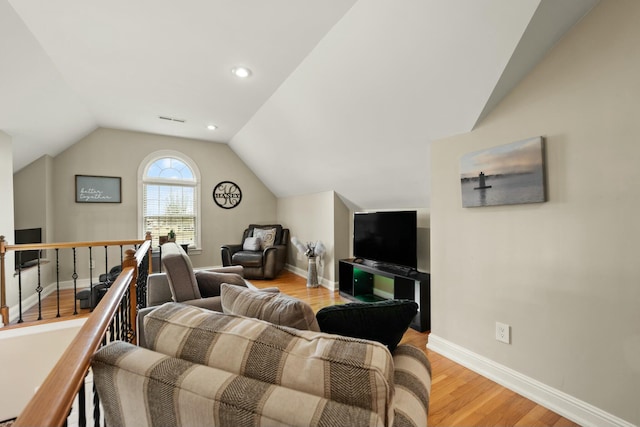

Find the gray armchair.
xmin=221 ymin=224 xmax=289 ymax=279
xmin=137 ymin=242 xmax=278 ymax=346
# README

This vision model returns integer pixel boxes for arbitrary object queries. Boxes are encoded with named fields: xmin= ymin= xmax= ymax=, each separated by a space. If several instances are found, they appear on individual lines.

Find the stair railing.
xmin=0 ymin=233 xmax=152 ymax=326
xmin=12 ymin=238 xmax=151 ymax=427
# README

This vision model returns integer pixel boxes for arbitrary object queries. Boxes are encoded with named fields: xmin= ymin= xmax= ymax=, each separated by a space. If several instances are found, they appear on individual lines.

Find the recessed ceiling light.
xmin=207 ymin=124 xmax=217 ymax=130
xmin=231 ymin=67 xmax=251 ymax=78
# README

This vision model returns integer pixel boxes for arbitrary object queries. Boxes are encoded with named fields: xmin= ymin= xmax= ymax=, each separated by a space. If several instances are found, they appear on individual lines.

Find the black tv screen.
xmin=353 ymin=211 xmax=417 ymax=269
xmin=14 ymin=227 xmax=42 ymax=268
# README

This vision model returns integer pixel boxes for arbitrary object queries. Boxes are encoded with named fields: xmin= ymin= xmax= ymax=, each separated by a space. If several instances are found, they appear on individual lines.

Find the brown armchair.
xmin=221 ymin=224 xmax=289 ymax=279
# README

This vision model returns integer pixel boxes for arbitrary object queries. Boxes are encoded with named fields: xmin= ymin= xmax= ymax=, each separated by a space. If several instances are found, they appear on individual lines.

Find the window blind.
xmin=143 ymin=183 xmax=196 ymax=247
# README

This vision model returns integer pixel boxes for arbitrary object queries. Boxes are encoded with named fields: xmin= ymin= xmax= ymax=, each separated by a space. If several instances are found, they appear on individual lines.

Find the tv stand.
xmin=338 ymin=258 xmax=430 ymax=332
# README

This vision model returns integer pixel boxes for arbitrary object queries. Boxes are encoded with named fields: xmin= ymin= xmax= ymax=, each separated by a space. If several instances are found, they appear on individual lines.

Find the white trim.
xmin=285 ymin=263 xmax=336 ymax=291
xmin=427 ymin=334 xmax=636 ymax=427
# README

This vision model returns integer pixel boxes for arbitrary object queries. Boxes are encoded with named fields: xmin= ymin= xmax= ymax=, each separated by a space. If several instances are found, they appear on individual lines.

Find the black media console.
xmin=338 ymin=258 xmax=431 ymax=332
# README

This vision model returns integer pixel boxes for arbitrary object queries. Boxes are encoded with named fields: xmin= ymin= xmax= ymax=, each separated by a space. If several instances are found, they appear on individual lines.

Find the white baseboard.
xmin=427 ymin=334 xmax=636 ymax=427
xmin=285 ymin=264 xmax=336 ymax=291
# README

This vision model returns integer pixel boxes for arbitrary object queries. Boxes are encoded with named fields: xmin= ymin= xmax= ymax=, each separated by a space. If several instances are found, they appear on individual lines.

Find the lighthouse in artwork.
xmin=474 ymin=172 xmax=492 ymax=190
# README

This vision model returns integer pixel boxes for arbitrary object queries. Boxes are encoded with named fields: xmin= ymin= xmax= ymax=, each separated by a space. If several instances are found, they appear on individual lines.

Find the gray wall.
xmin=277 ymin=191 xmax=337 ymax=284
xmin=430 ymin=0 xmax=640 ymax=424
xmin=48 ymin=127 xmax=277 ymax=278
xmin=0 ymin=131 xmax=16 ymax=312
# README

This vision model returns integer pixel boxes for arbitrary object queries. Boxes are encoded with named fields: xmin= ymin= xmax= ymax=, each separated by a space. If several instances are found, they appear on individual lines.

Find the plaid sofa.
xmin=92 ymin=303 xmax=431 ymax=427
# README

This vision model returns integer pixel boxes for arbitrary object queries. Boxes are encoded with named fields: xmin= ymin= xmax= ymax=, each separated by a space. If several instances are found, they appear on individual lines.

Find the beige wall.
xmin=277 ymin=191 xmax=337 ymax=284
xmin=51 ymin=128 xmax=277 ymax=277
xmin=430 ymin=1 xmax=640 ymax=425
xmin=13 ymin=155 xmax=52 ymax=232
xmin=332 ymin=192 xmax=351 ymax=277
xmin=0 ymin=131 xmax=16 ymax=315
xmin=13 ymin=155 xmax=55 ymax=294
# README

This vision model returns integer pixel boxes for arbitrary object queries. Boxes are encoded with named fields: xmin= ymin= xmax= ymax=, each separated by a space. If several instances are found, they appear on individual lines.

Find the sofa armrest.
xmin=202 ymin=265 xmax=245 ymax=277
xmin=392 ymin=345 xmax=431 ymax=427
xmin=262 ymin=244 xmax=287 ymax=279
xmin=195 ymin=270 xmax=248 ymax=297
xmin=221 ymin=244 xmax=243 ymax=266
xmin=136 ymin=306 xmax=157 ymax=348
xmin=146 ymin=273 xmax=173 ymax=307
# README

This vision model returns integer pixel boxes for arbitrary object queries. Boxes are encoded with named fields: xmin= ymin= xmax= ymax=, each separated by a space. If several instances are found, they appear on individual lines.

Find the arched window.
xmin=139 ymin=151 xmax=201 ymax=249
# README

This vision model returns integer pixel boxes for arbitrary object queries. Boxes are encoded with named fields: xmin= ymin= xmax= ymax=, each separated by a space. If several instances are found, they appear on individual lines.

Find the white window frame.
xmin=138 ymin=150 xmax=202 ymax=253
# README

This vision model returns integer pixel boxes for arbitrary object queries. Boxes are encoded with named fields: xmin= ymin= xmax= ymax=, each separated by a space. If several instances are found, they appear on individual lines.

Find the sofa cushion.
xmin=143 ymin=303 xmax=395 ymax=425
xmin=248 ymin=224 xmax=283 ymax=245
xmin=220 ymin=283 xmax=320 ymax=331
xmin=315 ymin=299 xmax=418 ymax=351
xmin=252 ymin=227 xmax=277 ymax=250
xmin=93 ymin=341 xmax=384 ymax=427
xmin=242 ymin=236 xmax=261 ymax=251
xmin=195 ymin=271 xmax=247 ymax=298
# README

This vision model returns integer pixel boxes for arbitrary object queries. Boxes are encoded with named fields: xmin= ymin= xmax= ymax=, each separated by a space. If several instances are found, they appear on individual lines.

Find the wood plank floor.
xmin=7 ymin=269 xmax=580 ymax=426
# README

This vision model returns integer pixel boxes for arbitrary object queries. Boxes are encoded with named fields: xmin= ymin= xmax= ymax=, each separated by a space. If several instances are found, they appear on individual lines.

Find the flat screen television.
xmin=14 ymin=227 xmax=42 ymax=269
xmin=353 ymin=211 xmax=417 ymax=269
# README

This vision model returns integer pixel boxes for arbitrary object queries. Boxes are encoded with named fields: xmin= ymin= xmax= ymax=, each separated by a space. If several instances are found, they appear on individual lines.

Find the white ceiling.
xmin=1 ymin=0 xmax=598 ymax=209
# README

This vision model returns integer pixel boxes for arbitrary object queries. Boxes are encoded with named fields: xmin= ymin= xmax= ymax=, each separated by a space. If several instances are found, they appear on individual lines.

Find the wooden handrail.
xmin=0 ymin=233 xmax=153 ymax=325
xmin=4 ymin=239 xmax=148 ymax=252
xmin=13 ymin=239 xmax=151 ymax=427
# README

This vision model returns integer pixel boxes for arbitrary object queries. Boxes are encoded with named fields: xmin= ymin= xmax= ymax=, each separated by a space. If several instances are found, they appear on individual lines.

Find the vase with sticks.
xmin=291 ymin=237 xmax=326 ymax=288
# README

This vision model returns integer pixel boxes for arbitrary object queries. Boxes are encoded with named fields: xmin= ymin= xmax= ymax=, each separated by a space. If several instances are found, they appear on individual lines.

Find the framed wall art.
xmin=460 ymin=137 xmax=546 ymax=208
xmin=213 ymin=181 xmax=242 ymax=209
xmin=75 ymin=175 xmax=122 ymax=203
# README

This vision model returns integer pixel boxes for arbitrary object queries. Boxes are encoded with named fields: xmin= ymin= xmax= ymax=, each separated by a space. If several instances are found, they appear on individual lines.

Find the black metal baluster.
xmin=126 ymin=286 xmax=134 ymax=343
xmin=114 ymin=297 xmax=121 ymax=341
xmin=73 ymin=248 xmax=78 ymax=315
xmin=109 ymin=314 xmax=115 ymax=344
xmin=36 ymin=257 xmax=42 ymax=320
xmin=120 ymin=296 xmax=127 ymax=341
xmin=56 ymin=248 xmax=61 ymax=317
xmin=93 ymin=337 xmax=106 ymax=427
xmin=78 ymin=379 xmax=86 ymax=427
xmin=104 ymin=245 xmax=108 ymax=285
xmin=88 ymin=247 xmax=93 ymax=312
xmin=17 ymin=252 xmax=23 ymax=323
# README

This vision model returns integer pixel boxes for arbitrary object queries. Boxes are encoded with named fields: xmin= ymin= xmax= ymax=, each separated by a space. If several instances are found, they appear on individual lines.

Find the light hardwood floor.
xmin=10 ymin=269 xmax=580 ymax=426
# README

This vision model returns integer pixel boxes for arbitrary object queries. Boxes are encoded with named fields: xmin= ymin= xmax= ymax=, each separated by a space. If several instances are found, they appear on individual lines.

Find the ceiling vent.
xmin=158 ymin=116 xmax=186 ymax=123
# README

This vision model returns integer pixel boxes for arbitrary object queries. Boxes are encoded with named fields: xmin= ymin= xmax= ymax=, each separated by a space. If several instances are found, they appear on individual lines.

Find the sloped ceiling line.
xmin=2 ymin=0 xmax=598 ymax=209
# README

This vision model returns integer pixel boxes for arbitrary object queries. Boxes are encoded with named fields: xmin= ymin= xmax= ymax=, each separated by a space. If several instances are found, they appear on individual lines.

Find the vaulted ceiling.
xmin=1 ymin=0 xmax=598 ymax=209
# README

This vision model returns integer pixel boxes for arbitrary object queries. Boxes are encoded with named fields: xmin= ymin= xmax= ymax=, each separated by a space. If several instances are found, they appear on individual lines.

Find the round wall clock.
xmin=213 ymin=181 xmax=242 ymax=209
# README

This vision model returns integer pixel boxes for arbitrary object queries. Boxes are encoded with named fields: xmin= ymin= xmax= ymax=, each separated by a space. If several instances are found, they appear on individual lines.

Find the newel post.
xmin=0 ymin=235 xmax=9 ymax=326
xmin=123 ymin=248 xmax=138 ymax=340
xmin=145 ymin=231 xmax=153 ymax=275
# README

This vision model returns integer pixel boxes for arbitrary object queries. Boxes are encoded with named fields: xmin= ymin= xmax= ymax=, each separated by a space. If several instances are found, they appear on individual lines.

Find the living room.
xmin=1 ymin=1 xmax=639 ymax=426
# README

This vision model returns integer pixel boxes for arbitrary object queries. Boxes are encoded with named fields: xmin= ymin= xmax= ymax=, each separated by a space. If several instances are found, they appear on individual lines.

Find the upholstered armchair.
xmin=221 ymin=224 xmax=289 ymax=279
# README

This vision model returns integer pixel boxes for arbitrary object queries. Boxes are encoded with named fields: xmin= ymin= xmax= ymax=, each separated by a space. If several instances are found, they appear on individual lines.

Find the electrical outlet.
xmin=496 ymin=322 xmax=511 ymax=344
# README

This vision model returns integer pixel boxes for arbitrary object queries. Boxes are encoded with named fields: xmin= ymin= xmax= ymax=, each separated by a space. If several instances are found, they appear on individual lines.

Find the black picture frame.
xmin=75 ymin=175 xmax=122 ymax=203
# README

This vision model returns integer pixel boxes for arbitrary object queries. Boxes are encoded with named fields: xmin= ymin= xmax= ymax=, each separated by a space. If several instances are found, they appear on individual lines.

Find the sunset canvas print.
xmin=460 ymin=137 xmax=546 ymax=208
